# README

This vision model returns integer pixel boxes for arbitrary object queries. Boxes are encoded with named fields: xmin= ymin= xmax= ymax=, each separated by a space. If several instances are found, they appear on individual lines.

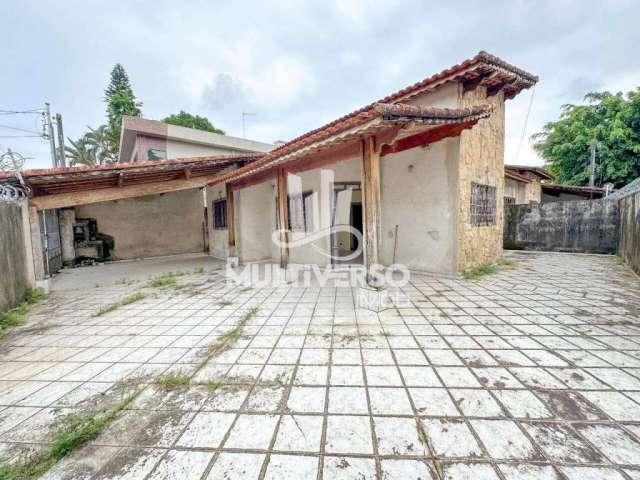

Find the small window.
xmin=147 ymin=149 xmax=167 ymax=161
xmin=504 ymin=196 xmax=516 ymax=205
xmin=288 ymin=191 xmax=313 ymax=232
xmin=213 ymin=199 xmax=227 ymax=229
xmin=470 ymin=182 xmax=496 ymax=226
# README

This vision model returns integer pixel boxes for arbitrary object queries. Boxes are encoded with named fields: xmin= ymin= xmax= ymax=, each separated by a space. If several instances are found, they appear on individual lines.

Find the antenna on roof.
xmin=242 ymin=112 xmax=256 ymax=138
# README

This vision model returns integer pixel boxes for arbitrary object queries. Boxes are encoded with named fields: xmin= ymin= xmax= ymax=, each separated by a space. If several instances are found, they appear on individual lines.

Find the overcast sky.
xmin=1 ymin=0 xmax=638 ymax=170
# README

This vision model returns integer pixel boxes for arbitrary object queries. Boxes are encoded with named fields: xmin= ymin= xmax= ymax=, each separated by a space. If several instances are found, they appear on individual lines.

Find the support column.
xmin=59 ymin=208 xmax=76 ymax=266
xmin=361 ymin=136 xmax=382 ymax=286
xmin=28 ymin=206 xmax=45 ymax=281
xmin=276 ymin=168 xmax=289 ymax=269
xmin=226 ymin=183 xmax=238 ymax=264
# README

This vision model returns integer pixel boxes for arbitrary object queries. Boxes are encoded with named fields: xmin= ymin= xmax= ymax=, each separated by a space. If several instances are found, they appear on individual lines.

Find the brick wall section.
xmin=456 ymin=87 xmax=505 ymax=271
xmin=619 ymin=192 xmax=640 ymax=274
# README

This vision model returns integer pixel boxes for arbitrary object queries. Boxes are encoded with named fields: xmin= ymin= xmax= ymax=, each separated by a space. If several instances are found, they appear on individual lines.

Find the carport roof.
xmin=0 ymin=153 xmax=261 ymax=197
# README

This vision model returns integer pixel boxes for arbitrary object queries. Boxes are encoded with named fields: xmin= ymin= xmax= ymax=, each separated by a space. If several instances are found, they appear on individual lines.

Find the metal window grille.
xmin=470 ymin=182 xmax=496 ymax=226
xmin=213 ymin=199 xmax=227 ymax=229
xmin=504 ymin=196 xmax=516 ymax=206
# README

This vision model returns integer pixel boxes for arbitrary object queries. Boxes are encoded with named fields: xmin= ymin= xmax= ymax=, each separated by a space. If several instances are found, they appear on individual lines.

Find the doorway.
xmin=331 ymin=182 xmax=363 ymax=265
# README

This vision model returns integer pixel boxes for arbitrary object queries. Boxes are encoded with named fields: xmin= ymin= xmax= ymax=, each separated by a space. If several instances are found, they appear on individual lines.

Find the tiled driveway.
xmin=1 ymin=252 xmax=640 ymax=479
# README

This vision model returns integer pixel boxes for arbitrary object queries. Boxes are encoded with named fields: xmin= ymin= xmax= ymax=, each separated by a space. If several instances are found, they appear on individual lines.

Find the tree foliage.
xmin=105 ymin=64 xmax=142 ymax=148
xmin=532 ymin=89 xmax=640 ymax=188
xmin=162 ymin=110 xmax=225 ymax=134
xmin=66 ymin=125 xmax=115 ymax=167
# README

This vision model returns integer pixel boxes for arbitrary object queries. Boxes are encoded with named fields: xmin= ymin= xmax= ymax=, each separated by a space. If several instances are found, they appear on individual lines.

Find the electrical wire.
xmin=513 ymin=84 xmax=536 ymax=164
xmin=0 ymin=123 xmax=43 ymax=135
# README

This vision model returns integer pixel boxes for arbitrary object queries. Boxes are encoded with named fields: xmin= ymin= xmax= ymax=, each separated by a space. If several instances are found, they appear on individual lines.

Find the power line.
xmin=0 ymin=134 xmax=43 ymax=138
xmin=513 ymin=84 xmax=536 ymax=164
xmin=0 ymin=123 xmax=43 ymax=135
xmin=0 ymin=108 xmax=45 ymax=115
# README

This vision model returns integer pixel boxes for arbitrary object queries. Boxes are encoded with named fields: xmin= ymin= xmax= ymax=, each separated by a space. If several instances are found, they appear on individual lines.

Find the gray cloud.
xmin=1 ymin=0 xmax=638 ymax=168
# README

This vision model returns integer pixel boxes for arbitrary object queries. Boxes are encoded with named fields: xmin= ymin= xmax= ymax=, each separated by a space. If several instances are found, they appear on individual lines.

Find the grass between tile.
xmin=462 ymin=263 xmax=496 ymax=280
xmin=462 ymin=256 xmax=514 ymax=280
xmin=154 ymin=307 xmax=259 ymax=391
xmin=0 ymin=389 xmax=142 ymax=480
xmin=0 ymin=289 xmax=46 ymax=339
xmin=93 ymin=292 xmax=147 ymax=317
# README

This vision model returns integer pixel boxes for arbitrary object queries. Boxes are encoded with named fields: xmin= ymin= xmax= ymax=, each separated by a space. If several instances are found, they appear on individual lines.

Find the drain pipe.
xmin=392 ymin=224 xmax=399 ymax=264
xmin=41 ymin=210 xmax=50 ymax=278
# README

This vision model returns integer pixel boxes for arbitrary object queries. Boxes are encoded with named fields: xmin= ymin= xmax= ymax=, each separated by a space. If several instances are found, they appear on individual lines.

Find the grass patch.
xmin=0 ymin=289 xmax=46 ymax=338
xmin=154 ymin=371 xmax=192 ymax=390
xmin=0 ymin=389 xmax=141 ymax=480
xmin=93 ymin=292 xmax=147 ymax=317
xmin=462 ymin=263 xmax=496 ymax=280
xmin=497 ymin=257 xmax=514 ymax=267
xmin=218 ymin=299 xmax=233 ymax=306
xmin=149 ymin=272 xmax=178 ymax=289
xmin=155 ymin=307 xmax=259 ymax=391
xmin=193 ymin=267 xmax=204 ymax=274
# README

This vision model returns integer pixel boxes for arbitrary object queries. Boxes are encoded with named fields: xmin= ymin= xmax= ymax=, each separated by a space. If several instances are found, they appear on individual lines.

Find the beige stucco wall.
xmin=235 ymin=182 xmax=276 ymax=263
xmin=206 ymin=184 xmax=229 ymax=259
xmin=456 ymin=87 xmax=506 ymax=271
xmin=380 ymin=137 xmax=459 ymax=274
xmin=505 ymin=178 xmax=542 ymax=204
xmin=167 ymin=140 xmax=237 ymax=159
xmin=74 ymin=189 xmax=205 ymax=260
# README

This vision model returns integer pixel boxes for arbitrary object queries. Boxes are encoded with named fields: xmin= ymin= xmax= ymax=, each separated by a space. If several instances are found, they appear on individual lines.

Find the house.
xmin=205 ymin=51 xmax=538 ymax=278
xmin=504 ymin=165 xmax=554 ymax=204
xmin=541 ymin=183 xmax=608 ymax=202
xmin=118 ymin=116 xmax=274 ymax=163
xmin=4 ymin=51 xmax=537 ymax=284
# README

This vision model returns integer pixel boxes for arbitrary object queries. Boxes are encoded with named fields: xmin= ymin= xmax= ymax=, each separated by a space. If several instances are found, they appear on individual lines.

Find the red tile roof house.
xmin=205 ymin=51 xmax=538 ymax=278
xmin=3 ymin=51 xmax=537 ymax=283
xmin=504 ymin=165 xmax=554 ymax=204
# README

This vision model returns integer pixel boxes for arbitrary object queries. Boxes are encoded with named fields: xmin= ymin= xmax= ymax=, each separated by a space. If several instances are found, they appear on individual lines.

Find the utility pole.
xmin=44 ymin=103 xmax=57 ymax=168
xmin=55 ymin=113 xmax=66 ymax=168
xmin=242 ymin=112 xmax=256 ymax=138
xmin=588 ymin=139 xmax=596 ymax=187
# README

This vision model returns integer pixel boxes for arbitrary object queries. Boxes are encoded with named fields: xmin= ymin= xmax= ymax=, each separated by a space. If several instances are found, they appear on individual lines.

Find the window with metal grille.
xmin=213 ymin=199 xmax=227 ymax=229
xmin=470 ymin=183 xmax=496 ymax=226
xmin=504 ymin=196 xmax=516 ymax=206
xmin=288 ymin=191 xmax=313 ymax=232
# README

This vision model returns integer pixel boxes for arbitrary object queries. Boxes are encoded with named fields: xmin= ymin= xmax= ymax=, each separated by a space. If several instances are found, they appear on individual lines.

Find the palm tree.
xmin=65 ymin=136 xmax=96 ymax=167
xmin=85 ymin=125 xmax=116 ymax=164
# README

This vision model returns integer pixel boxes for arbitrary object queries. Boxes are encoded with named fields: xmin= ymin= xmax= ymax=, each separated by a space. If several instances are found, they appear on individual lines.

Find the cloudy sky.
xmin=1 ymin=0 xmax=638 ymax=169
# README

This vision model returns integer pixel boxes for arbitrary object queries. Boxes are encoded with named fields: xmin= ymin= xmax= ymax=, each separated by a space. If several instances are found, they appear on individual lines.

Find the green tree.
xmin=65 ymin=136 xmax=97 ymax=167
xmin=532 ymin=89 xmax=640 ymax=188
xmin=105 ymin=64 xmax=142 ymax=149
xmin=162 ymin=111 xmax=224 ymax=134
xmin=85 ymin=125 xmax=115 ymax=164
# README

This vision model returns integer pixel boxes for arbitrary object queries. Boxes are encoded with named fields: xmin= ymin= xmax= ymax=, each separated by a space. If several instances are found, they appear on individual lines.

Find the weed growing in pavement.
xmin=93 ymin=292 xmax=147 ymax=317
xmin=0 ymin=289 xmax=46 ymax=338
xmin=0 ymin=389 xmax=142 ymax=480
xmin=462 ymin=263 xmax=497 ymax=280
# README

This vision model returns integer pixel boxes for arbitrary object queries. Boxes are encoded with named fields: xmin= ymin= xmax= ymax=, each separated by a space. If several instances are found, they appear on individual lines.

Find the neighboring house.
xmin=541 ymin=183 xmax=608 ymax=202
xmin=205 ymin=51 xmax=538 ymax=277
xmin=503 ymin=165 xmax=554 ymax=204
xmin=118 ymin=116 xmax=274 ymax=163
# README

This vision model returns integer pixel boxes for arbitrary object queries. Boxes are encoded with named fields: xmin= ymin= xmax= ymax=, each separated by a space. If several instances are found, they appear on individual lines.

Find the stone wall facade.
xmin=456 ymin=87 xmax=506 ymax=271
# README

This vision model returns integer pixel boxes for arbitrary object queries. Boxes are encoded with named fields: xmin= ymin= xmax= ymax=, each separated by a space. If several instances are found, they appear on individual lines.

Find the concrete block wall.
xmin=504 ymin=199 xmax=619 ymax=254
xmin=0 ymin=200 xmax=35 ymax=314
xmin=619 ymin=191 xmax=640 ymax=273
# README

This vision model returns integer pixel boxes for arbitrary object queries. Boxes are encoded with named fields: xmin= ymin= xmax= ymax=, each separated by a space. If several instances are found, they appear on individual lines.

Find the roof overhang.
xmin=505 ymin=164 xmax=555 ymax=181
xmin=541 ymin=183 xmax=606 ymax=197
xmin=209 ymin=103 xmax=493 ymax=189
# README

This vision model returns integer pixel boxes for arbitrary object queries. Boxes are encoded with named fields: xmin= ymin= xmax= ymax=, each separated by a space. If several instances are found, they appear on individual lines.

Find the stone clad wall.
xmin=456 ymin=87 xmax=505 ymax=271
xmin=619 ymin=192 xmax=640 ymax=273
xmin=504 ymin=199 xmax=618 ymax=254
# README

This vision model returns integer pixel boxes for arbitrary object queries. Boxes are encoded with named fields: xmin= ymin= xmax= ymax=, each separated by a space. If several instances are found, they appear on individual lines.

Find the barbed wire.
xmin=0 ymin=183 xmax=28 ymax=202
xmin=0 ymin=149 xmax=30 ymax=203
